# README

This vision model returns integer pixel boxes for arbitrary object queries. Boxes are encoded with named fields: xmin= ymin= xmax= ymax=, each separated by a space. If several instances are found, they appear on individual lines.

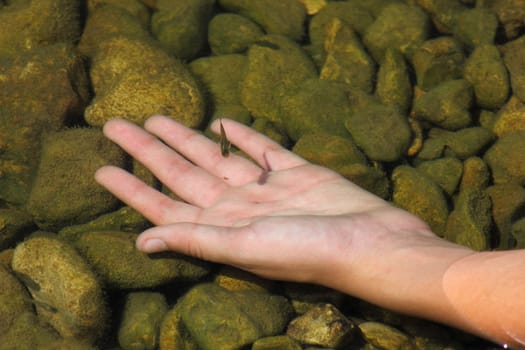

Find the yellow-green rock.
xmin=484 ymin=131 xmax=525 ymax=185
xmin=0 ymin=265 xmax=32 ymax=335
xmin=453 ymin=7 xmax=498 ymax=48
xmin=416 ymin=157 xmax=463 ymax=196
xmin=252 ymin=335 xmax=302 ymax=350
xmin=208 ymin=13 xmax=264 ymax=55
xmin=118 ymin=292 xmax=168 ymax=350
xmin=75 ymin=231 xmax=210 ymax=289
xmin=11 ymin=236 xmax=108 ymax=343
xmin=392 ymin=165 xmax=449 ymax=236
xmin=359 ymin=321 xmax=416 ymax=350
xmin=0 ymin=209 xmax=35 ymax=250
xmin=492 ymin=96 xmax=525 ymax=136
xmin=376 ymin=48 xmax=412 ymax=113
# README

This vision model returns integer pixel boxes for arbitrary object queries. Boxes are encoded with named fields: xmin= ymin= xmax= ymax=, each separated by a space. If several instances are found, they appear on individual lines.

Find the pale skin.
xmin=95 ymin=116 xmax=525 ymax=349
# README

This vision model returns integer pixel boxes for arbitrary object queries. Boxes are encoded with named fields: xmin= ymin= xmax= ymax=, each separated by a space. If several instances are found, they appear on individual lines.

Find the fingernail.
xmin=142 ymin=238 xmax=167 ymax=253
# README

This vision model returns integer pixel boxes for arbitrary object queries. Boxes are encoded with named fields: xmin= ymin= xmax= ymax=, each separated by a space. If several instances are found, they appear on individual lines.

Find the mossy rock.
xmin=208 ymin=13 xmax=264 ymax=55
xmin=445 ymin=188 xmax=492 ymax=251
xmin=241 ymin=35 xmax=317 ymax=124
xmin=178 ymin=283 xmax=293 ymax=350
xmin=453 ymin=7 xmax=498 ymax=48
xmin=483 ymin=131 xmax=525 ymax=185
xmin=151 ymin=0 xmax=215 ymax=60
xmin=118 ymin=292 xmax=168 ymax=350
xmin=0 ymin=265 xmax=33 ymax=335
xmin=75 ymin=231 xmax=210 ymax=289
xmin=392 ymin=165 xmax=449 ymax=236
xmin=463 ymin=44 xmax=509 ymax=110
xmin=218 ymin=0 xmax=306 ymax=42
xmin=281 ymin=78 xmax=351 ymax=141
xmin=376 ymin=48 xmax=412 ymax=113
xmin=26 ymin=128 xmax=126 ymax=231
xmin=492 ymin=96 xmax=525 ymax=137
xmin=503 ymin=36 xmax=525 ymax=103
xmin=0 ymin=209 xmax=35 ymax=250
xmin=416 ymin=157 xmax=463 ymax=197
xmin=11 ymin=236 xmax=108 ymax=343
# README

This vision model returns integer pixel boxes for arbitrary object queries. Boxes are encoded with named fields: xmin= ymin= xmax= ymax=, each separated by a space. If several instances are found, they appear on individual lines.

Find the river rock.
xmin=11 ymin=236 xmax=108 ymax=343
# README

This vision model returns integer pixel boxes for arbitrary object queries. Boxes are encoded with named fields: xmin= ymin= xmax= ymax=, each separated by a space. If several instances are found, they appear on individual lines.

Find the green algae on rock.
xmin=159 ymin=302 xmax=200 ymax=350
xmin=503 ymin=36 xmax=525 ymax=104
xmin=413 ymin=79 xmax=473 ymax=130
xmin=359 ymin=321 xmax=416 ymax=350
xmin=376 ymin=48 xmax=413 ymax=113
xmin=0 ymin=209 xmax=35 ymax=251
xmin=218 ymin=0 xmax=307 ymax=42
xmin=320 ymin=18 xmax=376 ymax=93
xmin=118 ymin=292 xmax=168 ymax=350
xmin=178 ymin=283 xmax=293 ymax=350
xmin=287 ymin=303 xmax=355 ymax=348
xmin=445 ymin=188 xmax=493 ymax=251
xmin=363 ymin=3 xmax=430 ymax=63
xmin=392 ymin=165 xmax=449 ymax=236
xmin=416 ymin=157 xmax=463 ymax=197
xmin=410 ymin=37 xmax=466 ymax=92
xmin=458 ymin=156 xmax=490 ymax=193
xmin=453 ymin=7 xmax=498 ymax=49
xmin=11 ymin=236 xmax=108 ymax=343
xmin=241 ymin=35 xmax=318 ymax=124
xmin=463 ymin=44 xmax=510 ymax=110
xmin=0 ymin=0 xmax=81 ymax=56
xmin=484 ymin=131 xmax=525 ymax=185
xmin=151 ymin=0 xmax=215 ymax=60
xmin=345 ymin=102 xmax=411 ymax=162
xmin=492 ymin=96 xmax=525 ymax=136
xmin=75 ymin=231 xmax=210 ymax=289
xmin=208 ymin=13 xmax=264 ymax=55
xmin=0 ymin=44 xmax=90 ymax=207
xmin=0 ymin=312 xmax=61 ymax=350
xmin=0 ymin=265 xmax=33 ymax=335
xmin=26 ymin=128 xmax=126 ymax=231
xmin=252 ymin=335 xmax=302 ymax=350
xmin=282 ymin=79 xmax=352 ymax=141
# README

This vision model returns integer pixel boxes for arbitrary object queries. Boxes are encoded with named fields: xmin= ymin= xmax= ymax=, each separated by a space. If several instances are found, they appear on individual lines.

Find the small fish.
xmin=257 ymin=152 xmax=272 ymax=185
xmin=219 ymin=118 xmax=231 ymax=157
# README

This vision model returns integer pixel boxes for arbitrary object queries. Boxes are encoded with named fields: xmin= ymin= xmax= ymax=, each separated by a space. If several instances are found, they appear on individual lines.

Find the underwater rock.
xmin=484 ymin=131 xmax=525 ymax=185
xmin=151 ymin=0 xmax=215 ymax=60
xmin=392 ymin=165 xmax=449 ymax=236
xmin=484 ymin=0 xmax=525 ymax=40
xmin=359 ymin=321 xmax=416 ymax=350
xmin=503 ymin=36 xmax=525 ymax=103
xmin=214 ymin=265 xmax=274 ymax=293
xmin=252 ymin=335 xmax=302 ymax=350
xmin=492 ymin=96 xmax=525 ymax=136
xmin=411 ymin=36 xmax=465 ymax=91
xmin=511 ymin=218 xmax=525 ymax=249
xmin=363 ymin=3 xmax=430 ymax=63
xmin=445 ymin=188 xmax=492 ymax=251
xmin=413 ymin=0 xmax=465 ymax=34
xmin=287 ymin=303 xmax=355 ymax=348
xmin=207 ymin=13 xmax=264 ymax=55
xmin=86 ymin=0 xmax=150 ymax=27
xmin=189 ymin=54 xmax=247 ymax=109
xmin=0 ymin=0 xmax=81 ymax=56
xmin=320 ymin=18 xmax=376 ymax=93
xmin=178 ymin=283 xmax=293 ymax=350
xmin=218 ymin=0 xmax=307 ymax=42
xmin=11 ymin=236 xmax=108 ymax=343
xmin=463 ymin=44 xmax=510 ymax=110
xmin=416 ymin=157 xmax=463 ymax=197
xmin=0 ymin=312 xmax=60 ymax=350
xmin=283 ymin=283 xmax=345 ymax=316
xmin=336 ymin=163 xmax=391 ymax=200
xmin=292 ymin=132 xmax=367 ymax=170
xmin=0 ymin=209 xmax=35 ymax=250
xmin=486 ymin=184 xmax=525 ymax=250
xmin=75 ymin=231 xmax=210 ymax=289
xmin=282 ymin=79 xmax=352 ymax=141
xmin=345 ymin=102 xmax=411 ymax=162
xmin=453 ymin=7 xmax=498 ymax=49
xmin=458 ymin=156 xmax=490 ymax=193
xmin=118 ymin=292 xmax=168 ymax=350
xmin=0 ymin=44 xmax=90 ymax=207
xmin=413 ymin=79 xmax=473 ymax=130
xmin=58 ymin=206 xmax=148 ymax=244
xmin=0 ymin=265 xmax=33 ymax=335
xmin=251 ymin=118 xmax=290 ymax=147
xmin=309 ymin=1 xmax=374 ymax=60
xmin=417 ymin=127 xmax=494 ymax=161
xmin=376 ymin=48 xmax=412 ymax=113
xmin=241 ymin=34 xmax=317 ymax=124
xmin=77 ymin=4 xmax=151 ymax=57
xmin=26 ymin=128 xmax=126 ymax=231
xmin=158 ymin=302 xmax=200 ymax=350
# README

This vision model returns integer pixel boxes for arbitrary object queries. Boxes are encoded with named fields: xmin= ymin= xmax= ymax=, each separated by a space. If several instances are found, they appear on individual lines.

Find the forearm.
xmin=327 ymin=233 xmax=525 ymax=348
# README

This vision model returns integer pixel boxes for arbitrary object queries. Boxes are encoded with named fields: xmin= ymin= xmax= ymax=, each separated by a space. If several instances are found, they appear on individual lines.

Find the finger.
xmin=95 ymin=165 xmax=201 ymax=225
xmin=210 ymin=119 xmax=308 ymax=171
xmin=136 ymin=223 xmax=247 ymax=266
xmin=145 ymin=115 xmax=262 ymax=184
xmin=102 ymin=118 xmax=229 ymax=207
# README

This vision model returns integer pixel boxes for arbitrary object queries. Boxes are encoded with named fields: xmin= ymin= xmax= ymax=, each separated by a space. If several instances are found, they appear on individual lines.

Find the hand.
xmin=95 ymin=116 xmax=472 ymax=320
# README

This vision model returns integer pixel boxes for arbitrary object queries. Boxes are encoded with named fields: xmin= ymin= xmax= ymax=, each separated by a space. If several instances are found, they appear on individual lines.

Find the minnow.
xmin=219 ymin=118 xmax=231 ymax=157
xmin=257 ymin=152 xmax=272 ymax=185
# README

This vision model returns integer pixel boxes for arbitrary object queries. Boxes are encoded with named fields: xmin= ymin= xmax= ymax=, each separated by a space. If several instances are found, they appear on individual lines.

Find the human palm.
xmin=95 ymin=116 xmax=456 ymax=289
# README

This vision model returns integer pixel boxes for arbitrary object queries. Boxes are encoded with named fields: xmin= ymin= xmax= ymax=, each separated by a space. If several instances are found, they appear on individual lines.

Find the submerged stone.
xmin=484 ymin=131 xmax=525 ymax=185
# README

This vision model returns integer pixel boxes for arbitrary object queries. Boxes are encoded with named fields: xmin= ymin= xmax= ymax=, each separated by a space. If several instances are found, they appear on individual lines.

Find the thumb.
xmin=136 ymin=223 xmax=243 ymax=264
